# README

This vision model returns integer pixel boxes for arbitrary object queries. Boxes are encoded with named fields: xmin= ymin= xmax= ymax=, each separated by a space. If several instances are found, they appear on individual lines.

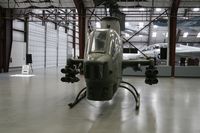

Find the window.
xmin=90 ymin=31 xmax=107 ymax=53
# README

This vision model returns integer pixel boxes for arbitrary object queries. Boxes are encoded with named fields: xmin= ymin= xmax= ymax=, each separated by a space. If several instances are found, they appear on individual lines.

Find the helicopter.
xmin=61 ymin=16 xmax=158 ymax=111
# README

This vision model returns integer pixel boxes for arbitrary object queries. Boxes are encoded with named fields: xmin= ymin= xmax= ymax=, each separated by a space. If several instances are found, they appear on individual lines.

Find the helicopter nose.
xmin=84 ymin=61 xmax=109 ymax=80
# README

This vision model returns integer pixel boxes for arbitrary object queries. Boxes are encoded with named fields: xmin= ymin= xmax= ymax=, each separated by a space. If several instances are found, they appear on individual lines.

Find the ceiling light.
xmin=153 ymin=25 xmax=158 ymax=28
xmin=152 ymin=32 xmax=157 ymax=37
xmin=125 ymin=22 xmax=130 ymax=27
xmin=125 ymin=33 xmax=130 ymax=38
xmin=165 ymin=32 xmax=168 ymax=37
xmin=10 ymin=74 xmax=35 ymax=77
xmin=183 ymin=32 xmax=188 ymax=38
xmin=96 ymin=22 xmax=100 ymax=28
xmin=123 ymin=8 xmax=128 ymax=12
xmin=139 ymin=8 xmax=145 ymax=11
xmin=139 ymin=22 xmax=144 ymax=28
xmin=138 ymin=35 xmax=143 ymax=37
xmin=197 ymin=32 xmax=200 ymax=38
xmin=192 ymin=8 xmax=199 ymax=12
xmin=156 ymin=8 xmax=162 ymax=12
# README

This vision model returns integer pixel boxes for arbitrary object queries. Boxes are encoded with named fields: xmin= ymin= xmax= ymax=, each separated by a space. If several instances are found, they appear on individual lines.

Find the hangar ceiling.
xmin=116 ymin=0 xmax=200 ymax=8
xmin=0 ymin=0 xmax=199 ymax=45
xmin=0 ymin=0 xmax=93 ymax=8
xmin=0 ymin=0 xmax=199 ymax=8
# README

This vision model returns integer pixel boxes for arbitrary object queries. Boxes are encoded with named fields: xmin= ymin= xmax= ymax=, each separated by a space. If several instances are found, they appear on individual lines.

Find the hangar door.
xmin=58 ymin=27 xmax=67 ymax=66
xmin=10 ymin=19 xmax=26 ymax=68
xmin=28 ymin=21 xmax=45 ymax=69
xmin=46 ymin=23 xmax=57 ymax=67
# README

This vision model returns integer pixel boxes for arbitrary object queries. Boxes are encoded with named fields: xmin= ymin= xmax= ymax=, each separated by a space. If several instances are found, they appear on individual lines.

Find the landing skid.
xmin=68 ymin=87 xmax=87 ymax=108
xmin=120 ymin=81 xmax=140 ymax=110
xmin=68 ymin=82 xmax=140 ymax=111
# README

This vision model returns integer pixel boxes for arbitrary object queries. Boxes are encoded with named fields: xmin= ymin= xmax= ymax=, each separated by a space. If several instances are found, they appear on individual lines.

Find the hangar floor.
xmin=0 ymin=68 xmax=200 ymax=133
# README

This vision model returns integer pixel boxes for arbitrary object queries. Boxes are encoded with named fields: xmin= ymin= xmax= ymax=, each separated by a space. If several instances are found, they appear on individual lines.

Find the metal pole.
xmin=169 ymin=0 xmax=180 ymax=77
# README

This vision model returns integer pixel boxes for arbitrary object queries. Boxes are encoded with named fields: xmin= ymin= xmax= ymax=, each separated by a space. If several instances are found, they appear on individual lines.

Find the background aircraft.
xmin=153 ymin=17 xmax=200 ymax=33
xmin=123 ymin=43 xmax=200 ymax=61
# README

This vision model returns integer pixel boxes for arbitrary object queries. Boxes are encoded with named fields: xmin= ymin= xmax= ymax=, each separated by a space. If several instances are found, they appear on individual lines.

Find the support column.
xmin=72 ymin=9 xmax=76 ymax=58
xmin=147 ymin=9 xmax=153 ymax=46
xmin=0 ymin=8 xmax=13 ymax=73
xmin=169 ymin=0 xmax=180 ymax=77
xmin=73 ymin=0 xmax=86 ymax=59
xmin=24 ymin=15 xmax=29 ymax=54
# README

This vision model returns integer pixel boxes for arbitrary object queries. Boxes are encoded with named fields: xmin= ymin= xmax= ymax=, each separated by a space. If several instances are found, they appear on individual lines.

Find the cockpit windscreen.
xmin=90 ymin=31 xmax=108 ymax=53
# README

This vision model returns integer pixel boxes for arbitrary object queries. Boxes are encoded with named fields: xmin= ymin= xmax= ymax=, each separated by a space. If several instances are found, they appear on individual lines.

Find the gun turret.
xmin=61 ymin=59 xmax=82 ymax=83
xmin=145 ymin=65 xmax=158 ymax=85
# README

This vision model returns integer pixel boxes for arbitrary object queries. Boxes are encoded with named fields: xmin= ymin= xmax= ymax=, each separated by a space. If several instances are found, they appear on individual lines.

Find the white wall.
xmin=10 ymin=20 xmax=26 ymax=68
xmin=58 ymin=27 xmax=67 ymax=66
xmin=10 ymin=41 xmax=26 ymax=67
xmin=11 ymin=18 xmax=71 ymax=69
xmin=28 ymin=20 xmax=69 ymax=69
xmin=28 ymin=21 xmax=45 ymax=69
xmin=46 ymin=23 xmax=57 ymax=67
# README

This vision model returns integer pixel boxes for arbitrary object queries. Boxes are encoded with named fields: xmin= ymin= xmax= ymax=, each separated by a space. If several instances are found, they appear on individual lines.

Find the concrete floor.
xmin=0 ymin=68 xmax=200 ymax=133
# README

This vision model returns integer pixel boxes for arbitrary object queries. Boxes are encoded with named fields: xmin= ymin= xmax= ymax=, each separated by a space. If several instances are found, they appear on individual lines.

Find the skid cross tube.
xmin=68 ymin=87 xmax=87 ymax=108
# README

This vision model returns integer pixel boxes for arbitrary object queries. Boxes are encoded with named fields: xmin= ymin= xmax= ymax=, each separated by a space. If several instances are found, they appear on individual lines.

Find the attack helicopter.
xmin=61 ymin=16 xmax=158 ymax=111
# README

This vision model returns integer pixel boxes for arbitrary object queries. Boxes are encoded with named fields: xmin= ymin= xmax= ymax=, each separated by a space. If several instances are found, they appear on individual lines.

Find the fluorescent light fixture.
xmin=165 ymin=32 xmax=168 ymax=37
xmin=10 ymin=74 xmax=35 ymax=77
xmin=96 ymin=22 xmax=101 ymax=28
xmin=156 ymin=8 xmax=162 ymax=12
xmin=123 ymin=8 xmax=128 ymax=12
xmin=139 ymin=22 xmax=144 ymax=28
xmin=125 ymin=33 xmax=130 ymax=38
xmin=139 ymin=8 xmax=145 ymax=11
xmin=183 ymin=32 xmax=188 ymax=38
xmin=138 ymin=35 xmax=143 ymax=37
xmin=152 ymin=32 xmax=157 ymax=37
xmin=153 ymin=25 xmax=158 ymax=28
xmin=193 ymin=8 xmax=199 ymax=12
xmin=125 ymin=22 xmax=130 ymax=27
xmin=197 ymin=32 xmax=200 ymax=38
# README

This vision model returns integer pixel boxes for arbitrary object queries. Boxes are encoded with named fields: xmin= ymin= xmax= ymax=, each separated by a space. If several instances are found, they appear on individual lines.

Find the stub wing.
xmin=122 ymin=59 xmax=154 ymax=70
xmin=61 ymin=59 xmax=84 ymax=83
xmin=122 ymin=59 xmax=158 ymax=85
xmin=67 ymin=58 xmax=84 ymax=66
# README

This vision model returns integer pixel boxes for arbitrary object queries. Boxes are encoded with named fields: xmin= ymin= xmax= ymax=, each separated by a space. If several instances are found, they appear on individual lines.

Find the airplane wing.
xmin=176 ymin=45 xmax=200 ymax=57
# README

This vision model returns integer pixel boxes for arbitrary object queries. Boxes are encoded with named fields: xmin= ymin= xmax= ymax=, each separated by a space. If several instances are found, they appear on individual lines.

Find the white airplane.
xmin=123 ymin=43 xmax=200 ymax=60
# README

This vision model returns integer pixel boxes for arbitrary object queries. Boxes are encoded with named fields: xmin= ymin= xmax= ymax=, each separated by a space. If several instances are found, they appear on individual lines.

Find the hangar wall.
xmin=67 ymin=23 xmax=74 ymax=58
xmin=46 ymin=22 xmax=57 ymax=68
xmin=10 ymin=18 xmax=69 ymax=70
xmin=28 ymin=21 xmax=45 ymax=69
xmin=28 ymin=21 xmax=68 ymax=69
xmin=10 ymin=19 xmax=26 ymax=68
xmin=58 ymin=27 xmax=67 ymax=66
